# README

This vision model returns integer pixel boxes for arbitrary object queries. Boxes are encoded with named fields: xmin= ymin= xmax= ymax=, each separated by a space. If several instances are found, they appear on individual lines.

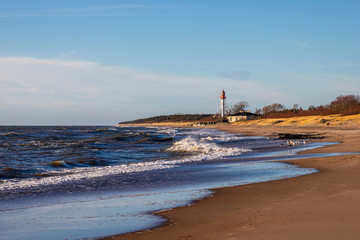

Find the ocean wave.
xmin=0 ymin=127 xmax=253 ymax=192
xmin=200 ymin=135 xmax=248 ymax=143
xmin=167 ymin=136 xmax=250 ymax=155
xmin=176 ymin=128 xmax=260 ymax=144
xmin=0 ymin=161 xmax=176 ymax=191
xmin=156 ymin=128 xmax=179 ymax=136
xmin=199 ymin=134 xmax=265 ymax=144
xmin=48 ymin=160 xmax=69 ymax=168
xmin=3 ymin=132 xmax=18 ymax=136
xmin=0 ymin=167 xmax=25 ymax=179
xmin=0 ymin=137 xmax=250 ymax=191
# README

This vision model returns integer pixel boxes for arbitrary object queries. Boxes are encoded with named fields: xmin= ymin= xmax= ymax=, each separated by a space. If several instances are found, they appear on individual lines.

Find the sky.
xmin=0 ymin=0 xmax=359 ymax=125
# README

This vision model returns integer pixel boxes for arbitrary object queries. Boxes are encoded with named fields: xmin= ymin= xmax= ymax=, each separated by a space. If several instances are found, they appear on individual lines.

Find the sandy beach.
xmin=104 ymin=123 xmax=360 ymax=240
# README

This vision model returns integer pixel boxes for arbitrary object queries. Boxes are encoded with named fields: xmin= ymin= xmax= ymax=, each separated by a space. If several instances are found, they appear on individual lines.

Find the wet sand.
xmin=104 ymin=124 xmax=360 ymax=240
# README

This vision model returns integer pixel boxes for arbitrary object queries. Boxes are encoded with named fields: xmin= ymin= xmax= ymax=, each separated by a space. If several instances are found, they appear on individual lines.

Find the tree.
xmin=255 ymin=108 xmax=262 ymax=115
xmin=228 ymin=101 xmax=249 ymax=114
xmin=329 ymin=95 xmax=360 ymax=114
xmin=262 ymin=103 xmax=285 ymax=115
xmin=308 ymin=105 xmax=316 ymax=111
xmin=293 ymin=104 xmax=298 ymax=110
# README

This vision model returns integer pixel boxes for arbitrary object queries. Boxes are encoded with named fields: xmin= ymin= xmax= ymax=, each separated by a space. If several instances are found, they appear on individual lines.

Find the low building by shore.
xmin=227 ymin=111 xmax=259 ymax=123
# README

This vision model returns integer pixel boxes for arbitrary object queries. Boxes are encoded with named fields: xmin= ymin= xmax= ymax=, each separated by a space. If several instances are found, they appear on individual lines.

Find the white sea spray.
xmin=0 ymin=129 xmax=252 ymax=191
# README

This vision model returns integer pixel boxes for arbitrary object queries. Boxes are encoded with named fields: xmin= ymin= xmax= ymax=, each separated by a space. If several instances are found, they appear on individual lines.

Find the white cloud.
xmin=0 ymin=57 xmax=311 ymax=125
xmin=271 ymin=72 xmax=360 ymax=108
xmin=324 ymin=74 xmax=360 ymax=93
xmin=0 ymin=57 xmax=223 ymax=124
xmin=218 ymin=70 xmax=250 ymax=81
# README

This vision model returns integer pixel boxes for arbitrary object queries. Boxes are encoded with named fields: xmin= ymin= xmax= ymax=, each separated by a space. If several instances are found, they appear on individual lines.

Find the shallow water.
xmin=1 ymin=161 xmax=318 ymax=240
xmin=0 ymin=126 xmax=350 ymax=240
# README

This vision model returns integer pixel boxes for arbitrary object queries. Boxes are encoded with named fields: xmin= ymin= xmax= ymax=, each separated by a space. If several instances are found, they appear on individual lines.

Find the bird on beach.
xmin=286 ymin=140 xmax=305 ymax=146
xmin=282 ymin=140 xmax=306 ymax=146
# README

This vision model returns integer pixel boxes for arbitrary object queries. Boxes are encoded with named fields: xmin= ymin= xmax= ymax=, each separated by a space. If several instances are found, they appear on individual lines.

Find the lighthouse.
xmin=220 ymin=90 xmax=226 ymax=118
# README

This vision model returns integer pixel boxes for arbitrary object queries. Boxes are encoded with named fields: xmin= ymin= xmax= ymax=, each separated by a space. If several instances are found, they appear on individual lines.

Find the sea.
xmin=0 ymin=125 xmax=339 ymax=240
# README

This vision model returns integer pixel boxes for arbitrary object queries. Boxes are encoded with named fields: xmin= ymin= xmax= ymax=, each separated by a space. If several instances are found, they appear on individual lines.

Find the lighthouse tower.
xmin=220 ymin=90 xmax=226 ymax=118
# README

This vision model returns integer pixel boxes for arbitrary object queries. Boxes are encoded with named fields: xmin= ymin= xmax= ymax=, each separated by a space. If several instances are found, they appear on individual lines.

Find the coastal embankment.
xmin=118 ymin=113 xmax=360 ymax=129
xmin=109 ymin=115 xmax=360 ymax=240
xmin=233 ymin=113 xmax=360 ymax=128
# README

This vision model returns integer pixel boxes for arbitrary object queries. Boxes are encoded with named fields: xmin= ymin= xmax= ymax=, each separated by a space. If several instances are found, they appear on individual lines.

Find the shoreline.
xmin=104 ymin=124 xmax=360 ymax=240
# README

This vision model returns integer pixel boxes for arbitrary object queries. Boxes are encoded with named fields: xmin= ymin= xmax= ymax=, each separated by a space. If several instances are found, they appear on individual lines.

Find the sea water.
xmin=0 ymin=126 xmax=338 ymax=239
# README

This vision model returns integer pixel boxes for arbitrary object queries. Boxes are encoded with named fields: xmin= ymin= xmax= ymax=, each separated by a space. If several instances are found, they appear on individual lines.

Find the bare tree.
xmin=255 ymin=108 xmax=262 ymax=115
xmin=329 ymin=95 xmax=360 ymax=114
xmin=293 ymin=104 xmax=298 ymax=110
xmin=262 ymin=103 xmax=284 ymax=114
xmin=228 ymin=101 xmax=249 ymax=115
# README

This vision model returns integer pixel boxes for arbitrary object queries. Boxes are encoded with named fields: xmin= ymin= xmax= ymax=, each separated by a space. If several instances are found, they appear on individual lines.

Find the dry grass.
xmin=234 ymin=114 xmax=360 ymax=127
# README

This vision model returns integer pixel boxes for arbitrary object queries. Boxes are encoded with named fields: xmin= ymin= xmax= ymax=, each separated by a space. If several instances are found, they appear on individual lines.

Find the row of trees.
xmin=228 ymin=95 xmax=360 ymax=118
xmin=122 ymin=95 xmax=360 ymax=124
xmin=120 ymin=114 xmax=214 ymax=124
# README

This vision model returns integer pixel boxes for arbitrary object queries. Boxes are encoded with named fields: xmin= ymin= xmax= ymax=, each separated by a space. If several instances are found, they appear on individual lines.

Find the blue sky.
xmin=0 ymin=0 xmax=359 ymax=125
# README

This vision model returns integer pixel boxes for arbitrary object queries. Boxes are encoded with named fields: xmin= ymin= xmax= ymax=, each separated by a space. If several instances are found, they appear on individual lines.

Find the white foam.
xmin=107 ymin=127 xmax=119 ymax=131
xmin=167 ymin=136 xmax=249 ymax=155
xmin=180 ymin=128 xmax=260 ymax=143
xmin=0 ymin=161 xmax=176 ymax=191
xmin=200 ymin=136 xmax=214 ymax=141
xmin=0 ymin=136 xmax=250 ymax=191
xmin=201 ymin=135 xmax=248 ymax=143
xmin=0 ymin=128 xmax=252 ymax=192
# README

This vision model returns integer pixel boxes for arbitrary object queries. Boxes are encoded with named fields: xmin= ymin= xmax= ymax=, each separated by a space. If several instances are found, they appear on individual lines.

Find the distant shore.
xmin=118 ymin=113 xmax=360 ymax=129
xmin=108 ymin=117 xmax=360 ymax=240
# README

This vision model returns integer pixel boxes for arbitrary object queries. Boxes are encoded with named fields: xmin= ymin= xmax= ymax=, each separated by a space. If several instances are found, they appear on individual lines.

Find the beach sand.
xmin=104 ymin=124 xmax=360 ymax=240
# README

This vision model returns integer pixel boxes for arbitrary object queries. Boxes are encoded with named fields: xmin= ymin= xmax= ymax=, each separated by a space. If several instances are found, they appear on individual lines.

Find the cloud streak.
xmin=0 ymin=57 xmax=320 ymax=125
xmin=0 ymin=57 xmax=229 ymax=124
xmin=290 ymin=41 xmax=308 ymax=48
xmin=218 ymin=70 xmax=251 ymax=81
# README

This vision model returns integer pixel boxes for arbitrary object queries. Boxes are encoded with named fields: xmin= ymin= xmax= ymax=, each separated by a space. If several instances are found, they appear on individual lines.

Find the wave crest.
xmin=167 ymin=136 xmax=250 ymax=156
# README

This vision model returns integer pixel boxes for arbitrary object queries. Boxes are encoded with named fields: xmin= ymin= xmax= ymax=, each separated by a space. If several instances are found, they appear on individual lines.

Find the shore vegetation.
xmin=119 ymin=114 xmax=216 ymax=124
xmin=261 ymin=95 xmax=360 ymax=118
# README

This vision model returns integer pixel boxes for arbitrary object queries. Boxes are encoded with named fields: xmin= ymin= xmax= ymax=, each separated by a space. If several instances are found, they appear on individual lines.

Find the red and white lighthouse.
xmin=220 ymin=90 xmax=226 ymax=118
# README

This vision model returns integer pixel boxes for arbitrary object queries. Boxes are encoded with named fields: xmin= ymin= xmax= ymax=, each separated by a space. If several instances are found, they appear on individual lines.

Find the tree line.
xmin=229 ymin=95 xmax=360 ymax=118
xmin=122 ymin=95 xmax=360 ymax=124
xmin=120 ymin=114 xmax=214 ymax=124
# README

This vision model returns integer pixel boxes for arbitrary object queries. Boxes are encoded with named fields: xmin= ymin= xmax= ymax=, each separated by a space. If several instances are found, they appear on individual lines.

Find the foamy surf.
xmin=0 ymin=129 xmax=252 ymax=191
xmin=0 ymin=140 xmax=249 ymax=191
xmin=0 ymin=161 xmax=175 ymax=191
xmin=1 ymin=125 xmax=334 ymax=240
xmin=167 ymin=136 xmax=250 ymax=155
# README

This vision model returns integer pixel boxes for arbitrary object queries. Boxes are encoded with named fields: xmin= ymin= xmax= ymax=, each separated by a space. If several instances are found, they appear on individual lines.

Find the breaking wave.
xmin=0 ymin=161 xmax=175 ymax=191
xmin=0 ymin=133 xmax=251 ymax=191
xmin=167 ymin=136 xmax=250 ymax=156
